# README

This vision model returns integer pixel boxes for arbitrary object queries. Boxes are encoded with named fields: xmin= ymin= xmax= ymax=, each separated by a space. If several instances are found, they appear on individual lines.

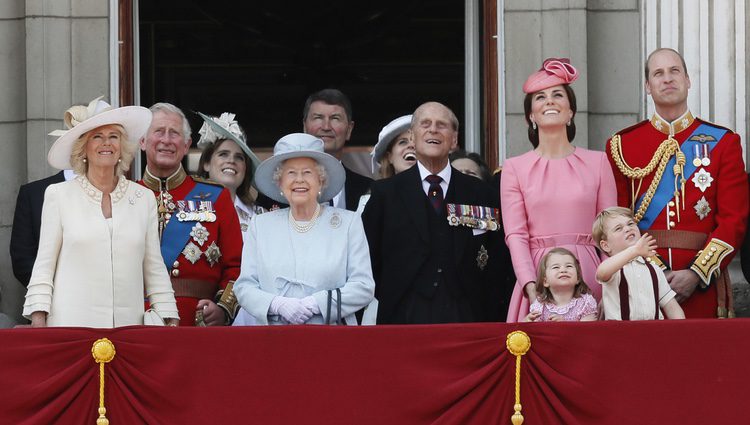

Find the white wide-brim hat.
xmin=371 ymin=114 xmax=412 ymax=173
xmin=196 ymin=111 xmax=261 ymax=171
xmin=47 ymin=97 xmax=152 ymax=170
xmin=254 ymin=133 xmax=345 ymax=204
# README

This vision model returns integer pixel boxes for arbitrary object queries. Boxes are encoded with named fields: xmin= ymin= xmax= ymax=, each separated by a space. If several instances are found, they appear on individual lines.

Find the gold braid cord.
xmin=506 ymin=331 xmax=531 ymax=425
xmin=91 ymin=338 xmax=116 ymax=425
xmin=610 ymin=134 xmax=684 ymax=223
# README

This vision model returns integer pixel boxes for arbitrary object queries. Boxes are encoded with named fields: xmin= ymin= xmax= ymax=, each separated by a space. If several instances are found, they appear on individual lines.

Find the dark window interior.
xmin=139 ymin=1 xmax=465 ymax=153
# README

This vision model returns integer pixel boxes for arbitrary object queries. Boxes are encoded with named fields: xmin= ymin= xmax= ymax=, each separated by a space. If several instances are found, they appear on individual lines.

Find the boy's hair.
xmin=592 ymin=206 xmax=635 ymax=244
xmin=535 ymin=247 xmax=590 ymax=303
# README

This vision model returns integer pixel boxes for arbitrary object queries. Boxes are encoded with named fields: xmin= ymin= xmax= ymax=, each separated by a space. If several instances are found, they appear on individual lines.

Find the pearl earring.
xmin=83 ymin=158 xmax=87 ymax=163
xmin=117 ymin=158 xmax=122 ymax=163
xmin=567 ymin=121 xmax=572 ymax=127
xmin=532 ymin=122 xmax=537 ymax=130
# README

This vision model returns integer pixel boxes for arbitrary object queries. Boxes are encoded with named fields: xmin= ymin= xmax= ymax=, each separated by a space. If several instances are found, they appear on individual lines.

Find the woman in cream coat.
xmin=23 ymin=98 xmax=179 ymax=327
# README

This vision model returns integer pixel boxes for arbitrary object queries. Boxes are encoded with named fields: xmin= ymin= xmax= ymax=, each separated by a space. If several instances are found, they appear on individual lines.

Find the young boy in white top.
xmin=592 ymin=207 xmax=685 ymax=320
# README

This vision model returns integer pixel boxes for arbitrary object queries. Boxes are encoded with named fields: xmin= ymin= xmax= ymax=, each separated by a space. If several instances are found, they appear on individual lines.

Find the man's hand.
xmin=633 ymin=233 xmax=658 ymax=258
xmin=666 ymin=269 xmax=701 ymax=303
xmin=196 ymin=299 xmax=226 ymax=326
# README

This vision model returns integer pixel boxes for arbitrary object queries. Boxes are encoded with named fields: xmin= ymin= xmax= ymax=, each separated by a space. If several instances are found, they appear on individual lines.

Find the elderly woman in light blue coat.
xmin=233 ymin=133 xmax=375 ymax=325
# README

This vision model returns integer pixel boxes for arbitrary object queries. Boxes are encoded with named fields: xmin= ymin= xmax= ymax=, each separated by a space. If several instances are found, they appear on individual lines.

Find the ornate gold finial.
xmin=506 ymin=331 xmax=531 ymax=425
xmin=91 ymin=338 xmax=116 ymax=425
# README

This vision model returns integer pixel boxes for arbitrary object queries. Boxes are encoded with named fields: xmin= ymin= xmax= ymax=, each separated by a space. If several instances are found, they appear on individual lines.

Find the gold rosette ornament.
xmin=506 ymin=331 xmax=531 ymax=425
xmin=91 ymin=338 xmax=116 ymax=425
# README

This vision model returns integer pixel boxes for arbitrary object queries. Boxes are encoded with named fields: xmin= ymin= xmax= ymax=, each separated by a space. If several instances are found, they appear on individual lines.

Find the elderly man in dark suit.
xmin=10 ymin=170 xmax=68 ymax=286
xmin=362 ymin=102 xmax=509 ymax=324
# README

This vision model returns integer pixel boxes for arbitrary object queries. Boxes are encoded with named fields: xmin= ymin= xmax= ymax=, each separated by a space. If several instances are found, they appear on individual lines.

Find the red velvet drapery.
xmin=1 ymin=320 xmax=746 ymax=424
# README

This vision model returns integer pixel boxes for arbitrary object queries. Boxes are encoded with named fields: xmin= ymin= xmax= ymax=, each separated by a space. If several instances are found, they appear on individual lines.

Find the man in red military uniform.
xmin=606 ymin=48 xmax=748 ymax=318
xmin=139 ymin=102 xmax=242 ymax=325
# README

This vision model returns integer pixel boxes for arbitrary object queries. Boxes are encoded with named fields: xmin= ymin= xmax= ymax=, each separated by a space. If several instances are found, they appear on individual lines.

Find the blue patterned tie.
xmin=425 ymin=174 xmax=444 ymax=215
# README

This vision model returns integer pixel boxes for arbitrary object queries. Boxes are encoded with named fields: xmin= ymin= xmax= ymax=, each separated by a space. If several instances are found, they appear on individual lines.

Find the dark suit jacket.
xmin=10 ymin=171 xmax=66 ymax=286
xmin=256 ymin=165 xmax=373 ymax=212
xmin=362 ymin=165 xmax=510 ymax=323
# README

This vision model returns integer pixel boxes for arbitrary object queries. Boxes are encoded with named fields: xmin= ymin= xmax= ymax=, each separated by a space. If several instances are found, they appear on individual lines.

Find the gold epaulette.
xmin=647 ymin=254 xmax=669 ymax=271
xmin=216 ymin=281 xmax=240 ymax=324
xmin=690 ymin=238 xmax=734 ymax=286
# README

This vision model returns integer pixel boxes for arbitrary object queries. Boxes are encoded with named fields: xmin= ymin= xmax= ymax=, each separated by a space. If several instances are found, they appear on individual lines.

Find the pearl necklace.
xmin=289 ymin=203 xmax=322 ymax=233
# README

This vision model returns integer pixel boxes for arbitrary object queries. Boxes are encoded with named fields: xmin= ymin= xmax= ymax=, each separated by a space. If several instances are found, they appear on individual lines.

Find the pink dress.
xmin=501 ymin=148 xmax=616 ymax=322
xmin=529 ymin=293 xmax=598 ymax=322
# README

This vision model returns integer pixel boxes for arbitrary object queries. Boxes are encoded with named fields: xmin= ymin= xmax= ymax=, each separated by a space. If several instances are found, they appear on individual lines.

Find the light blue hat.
xmin=254 ymin=133 xmax=345 ymax=204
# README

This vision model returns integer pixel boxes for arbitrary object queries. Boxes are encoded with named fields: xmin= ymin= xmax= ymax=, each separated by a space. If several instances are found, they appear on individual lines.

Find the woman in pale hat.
xmin=354 ymin=114 xmax=416 ymax=214
xmin=24 ymin=97 xmax=179 ymax=327
xmin=196 ymin=111 xmax=264 ymax=239
xmin=233 ymin=133 xmax=375 ymax=325
xmin=501 ymin=58 xmax=616 ymax=322
xmin=371 ymin=114 xmax=415 ymax=180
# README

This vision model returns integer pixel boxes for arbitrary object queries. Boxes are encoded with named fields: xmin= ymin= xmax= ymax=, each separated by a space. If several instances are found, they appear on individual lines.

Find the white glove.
xmin=270 ymin=296 xmax=314 ymax=324
xmin=300 ymin=296 xmax=321 ymax=315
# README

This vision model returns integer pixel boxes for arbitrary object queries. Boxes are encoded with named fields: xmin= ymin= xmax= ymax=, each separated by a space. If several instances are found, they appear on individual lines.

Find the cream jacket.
xmin=23 ymin=176 xmax=178 ymax=327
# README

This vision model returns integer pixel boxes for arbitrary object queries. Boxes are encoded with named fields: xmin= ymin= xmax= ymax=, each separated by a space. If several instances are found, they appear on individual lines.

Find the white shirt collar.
xmin=416 ymin=160 xmax=452 ymax=184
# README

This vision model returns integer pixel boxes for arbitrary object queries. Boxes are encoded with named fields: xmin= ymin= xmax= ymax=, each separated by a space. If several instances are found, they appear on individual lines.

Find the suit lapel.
xmin=445 ymin=170 xmax=471 ymax=264
xmin=398 ymin=166 xmax=430 ymax=244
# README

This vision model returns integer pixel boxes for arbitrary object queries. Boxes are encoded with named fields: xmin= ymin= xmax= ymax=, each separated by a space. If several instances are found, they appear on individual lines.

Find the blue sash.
xmin=160 ymin=182 xmax=223 ymax=270
xmin=636 ymin=123 xmax=727 ymax=229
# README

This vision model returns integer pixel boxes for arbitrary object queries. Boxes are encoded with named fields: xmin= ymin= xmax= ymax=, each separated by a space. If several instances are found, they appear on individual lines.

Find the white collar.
xmin=416 ymin=160 xmax=451 ymax=183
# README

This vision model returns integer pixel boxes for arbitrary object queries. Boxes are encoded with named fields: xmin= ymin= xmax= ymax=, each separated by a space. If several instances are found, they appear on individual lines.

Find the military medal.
xmin=182 ymin=241 xmax=202 ymax=264
xmin=204 ymin=241 xmax=222 ymax=267
xmin=446 ymin=203 xmax=500 ymax=231
xmin=691 ymin=168 xmax=713 ymax=192
xmin=692 ymin=144 xmax=702 ymax=167
xmin=190 ymin=222 xmax=209 ymax=246
xmin=694 ymin=196 xmax=711 ymax=220
xmin=447 ymin=204 xmax=461 ymax=226
xmin=701 ymin=143 xmax=711 ymax=166
xmin=476 ymin=245 xmax=488 ymax=270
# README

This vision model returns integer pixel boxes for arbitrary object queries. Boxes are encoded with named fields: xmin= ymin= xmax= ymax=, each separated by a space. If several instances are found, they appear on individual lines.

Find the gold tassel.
xmin=91 ymin=338 xmax=116 ymax=425
xmin=506 ymin=331 xmax=531 ymax=425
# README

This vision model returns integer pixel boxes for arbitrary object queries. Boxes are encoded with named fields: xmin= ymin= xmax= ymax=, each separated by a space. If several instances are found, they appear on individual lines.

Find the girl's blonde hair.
xmin=535 ymin=247 xmax=590 ymax=302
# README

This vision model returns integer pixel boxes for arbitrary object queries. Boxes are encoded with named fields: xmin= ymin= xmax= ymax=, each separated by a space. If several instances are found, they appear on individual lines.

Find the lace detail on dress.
xmin=76 ymin=175 xmax=129 ymax=204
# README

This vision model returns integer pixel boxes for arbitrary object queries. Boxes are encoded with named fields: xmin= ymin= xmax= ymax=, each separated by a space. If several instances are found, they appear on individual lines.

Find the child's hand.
xmin=524 ymin=311 xmax=541 ymax=322
xmin=548 ymin=314 xmax=564 ymax=322
xmin=634 ymin=233 xmax=658 ymax=258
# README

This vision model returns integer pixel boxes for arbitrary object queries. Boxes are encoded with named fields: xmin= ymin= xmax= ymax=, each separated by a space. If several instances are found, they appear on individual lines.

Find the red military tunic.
xmin=140 ymin=166 xmax=243 ymax=325
xmin=606 ymin=111 xmax=748 ymax=317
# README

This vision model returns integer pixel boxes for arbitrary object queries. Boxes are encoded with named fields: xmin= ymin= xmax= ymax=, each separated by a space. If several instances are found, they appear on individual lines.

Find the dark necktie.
xmin=425 ymin=174 xmax=444 ymax=215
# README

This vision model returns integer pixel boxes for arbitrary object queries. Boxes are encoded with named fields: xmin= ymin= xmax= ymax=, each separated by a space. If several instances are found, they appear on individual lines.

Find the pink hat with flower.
xmin=522 ymin=58 xmax=579 ymax=94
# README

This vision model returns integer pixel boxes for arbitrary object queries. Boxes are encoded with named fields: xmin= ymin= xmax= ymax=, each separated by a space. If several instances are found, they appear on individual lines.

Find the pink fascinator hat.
xmin=522 ymin=58 xmax=579 ymax=94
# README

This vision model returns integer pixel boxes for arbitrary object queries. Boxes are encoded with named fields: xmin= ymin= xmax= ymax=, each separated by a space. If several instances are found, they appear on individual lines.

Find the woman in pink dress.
xmin=501 ymin=58 xmax=617 ymax=322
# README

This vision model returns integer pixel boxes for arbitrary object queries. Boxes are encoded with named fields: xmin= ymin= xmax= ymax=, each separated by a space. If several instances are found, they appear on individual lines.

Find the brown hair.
xmin=535 ymin=247 xmax=590 ymax=303
xmin=197 ymin=138 xmax=255 ymax=206
xmin=523 ymin=84 xmax=577 ymax=148
xmin=592 ymin=206 xmax=635 ymax=245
